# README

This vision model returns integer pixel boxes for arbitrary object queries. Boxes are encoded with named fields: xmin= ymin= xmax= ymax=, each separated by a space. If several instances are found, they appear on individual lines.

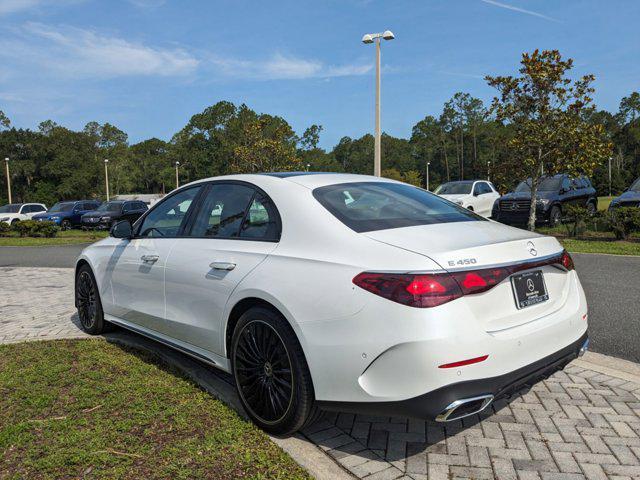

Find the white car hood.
xmin=364 ymin=220 xmax=561 ymax=270
xmin=438 ymin=193 xmax=469 ymax=202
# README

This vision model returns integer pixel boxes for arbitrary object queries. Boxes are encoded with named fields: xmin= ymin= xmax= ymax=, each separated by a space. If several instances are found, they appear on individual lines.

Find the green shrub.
xmin=0 ymin=222 xmax=11 ymax=237
xmin=11 ymin=220 xmax=58 ymax=238
xmin=562 ymin=205 xmax=591 ymax=237
xmin=606 ymin=207 xmax=640 ymax=240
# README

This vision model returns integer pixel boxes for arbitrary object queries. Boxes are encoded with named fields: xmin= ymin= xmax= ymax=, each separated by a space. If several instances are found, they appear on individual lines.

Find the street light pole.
xmin=104 ymin=159 xmax=110 ymax=202
xmin=608 ymin=157 xmax=612 ymax=197
xmin=362 ymin=30 xmax=394 ymax=177
xmin=487 ymin=161 xmax=491 ymax=181
xmin=175 ymin=161 xmax=180 ymax=189
xmin=426 ymin=161 xmax=431 ymax=191
xmin=4 ymin=157 xmax=11 ymax=204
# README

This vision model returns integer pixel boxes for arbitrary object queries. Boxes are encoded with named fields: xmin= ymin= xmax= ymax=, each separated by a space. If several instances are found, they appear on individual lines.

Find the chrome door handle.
xmin=209 ymin=261 xmax=236 ymax=271
xmin=141 ymin=254 xmax=159 ymax=263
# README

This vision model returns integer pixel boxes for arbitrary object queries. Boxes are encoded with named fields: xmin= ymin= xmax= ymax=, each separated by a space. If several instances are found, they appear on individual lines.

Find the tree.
xmin=299 ymin=125 xmax=323 ymax=150
xmin=486 ymin=49 xmax=613 ymax=230
xmin=0 ymin=110 xmax=11 ymax=130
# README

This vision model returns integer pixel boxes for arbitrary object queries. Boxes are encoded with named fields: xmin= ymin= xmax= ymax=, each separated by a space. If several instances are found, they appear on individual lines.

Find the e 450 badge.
xmin=447 ymin=258 xmax=478 ymax=267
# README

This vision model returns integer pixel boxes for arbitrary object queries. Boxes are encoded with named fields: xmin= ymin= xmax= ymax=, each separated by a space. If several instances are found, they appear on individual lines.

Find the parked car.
xmin=609 ymin=177 xmax=640 ymax=210
xmin=75 ymin=173 xmax=588 ymax=435
xmin=492 ymin=174 xmax=597 ymax=226
xmin=434 ymin=180 xmax=500 ymax=218
xmin=0 ymin=203 xmax=47 ymax=224
xmin=33 ymin=200 xmax=101 ymax=230
xmin=81 ymin=200 xmax=148 ymax=229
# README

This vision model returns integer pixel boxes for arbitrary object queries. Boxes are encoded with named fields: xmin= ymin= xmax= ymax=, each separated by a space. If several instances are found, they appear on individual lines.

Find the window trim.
xmin=130 ymin=180 xmax=282 ymax=243
xmin=182 ymin=180 xmax=282 ymax=243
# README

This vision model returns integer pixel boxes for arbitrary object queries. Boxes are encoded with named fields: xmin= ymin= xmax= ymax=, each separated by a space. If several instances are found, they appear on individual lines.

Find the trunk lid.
xmin=364 ymin=220 xmax=570 ymax=332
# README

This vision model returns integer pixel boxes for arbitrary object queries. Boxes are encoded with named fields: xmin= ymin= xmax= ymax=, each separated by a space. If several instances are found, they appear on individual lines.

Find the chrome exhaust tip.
xmin=435 ymin=394 xmax=494 ymax=422
xmin=578 ymin=338 xmax=590 ymax=357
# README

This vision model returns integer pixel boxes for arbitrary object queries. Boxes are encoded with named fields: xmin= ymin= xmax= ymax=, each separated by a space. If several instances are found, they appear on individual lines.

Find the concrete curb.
xmin=104 ymin=331 xmax=354 ymax=480
xmin=575 ymin=350 xmax=640 ymax=385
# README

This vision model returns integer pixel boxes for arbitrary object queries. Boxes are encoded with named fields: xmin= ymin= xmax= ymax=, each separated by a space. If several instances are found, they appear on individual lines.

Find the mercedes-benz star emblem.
xmin=526 ymin=278 xmax=535 ymax=292
xmin=527 ymin=241 xmax=537 ymax=257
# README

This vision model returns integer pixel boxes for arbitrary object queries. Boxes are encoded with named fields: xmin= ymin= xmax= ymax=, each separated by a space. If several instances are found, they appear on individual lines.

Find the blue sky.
xmin=0 ymin=0 xmax=638 ymax=149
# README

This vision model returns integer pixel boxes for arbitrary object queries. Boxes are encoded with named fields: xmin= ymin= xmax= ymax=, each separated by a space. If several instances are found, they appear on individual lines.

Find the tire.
xmin=466 ymin=206 xmax=474 ymax=211
xmin=10 ymin=219 xmax=18 ymax=225
xmin=231 ymin=306 xmax=318 ymax=436
xmin=549 ymin=206 xmax=562 ymax=226
xmin=75 ymin=264 xmax=110 ymax=335
xmin=586 ymin=201 xmax=597 ymax=215
xmin=61 ymin=219 xmax=71 ymax=231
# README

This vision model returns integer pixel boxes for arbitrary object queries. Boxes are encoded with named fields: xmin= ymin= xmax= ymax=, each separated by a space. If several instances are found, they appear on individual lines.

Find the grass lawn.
xmin=598 ymin=196 xmax=615 ymax=211
xmin=0 ymin=340 xmax=310 ymax=480
xmin=0 ymin=229 xmax=108 ymax=247
xmin=558 ymin=238 xmax=640 ymax=256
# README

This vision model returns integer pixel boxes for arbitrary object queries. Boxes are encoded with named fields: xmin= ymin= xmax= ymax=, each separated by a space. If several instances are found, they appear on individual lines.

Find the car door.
xmin=108 ymin=186 xmax=202 ymax=333
xmin=162 ymin=182 xmax=280 ymax=355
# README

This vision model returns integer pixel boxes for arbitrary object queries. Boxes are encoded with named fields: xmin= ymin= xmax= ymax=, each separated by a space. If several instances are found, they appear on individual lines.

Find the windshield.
xmin=630 ymin=178 xmax=640 ymax=192
xmin=0 ymin=204 xmax=21 ymax=213
xmin=49 ymin=202 xmax=75 ymax=213
xmin=515 ymin=177 xmax=562 ymax=193
xmin=434 ymin=182 xmax=473 ymax=195
xmin=313 ymin=182 xmax=483 ymax=233
xmin=96 ymin=202 xmax=122 ymax=212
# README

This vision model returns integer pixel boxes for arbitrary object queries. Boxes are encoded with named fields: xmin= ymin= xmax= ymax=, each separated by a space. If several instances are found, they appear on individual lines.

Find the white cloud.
xmin=210 ymin=53 xmax=372 ymax=80
xmin=480 ymin=0 xmax=562 ymax=23
xmin=0 ymin=23 xmax=198 ymax=78
xmin=0 ymin=0 xmax=82 ymax=16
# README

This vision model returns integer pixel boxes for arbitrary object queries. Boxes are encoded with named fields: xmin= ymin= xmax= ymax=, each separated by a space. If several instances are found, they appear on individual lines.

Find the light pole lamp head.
xmin=361 ymin=34 xmax=374 ymax=44
xmin=382 ymin=30 xmax=395 ymax=40
xmin=104 ymin=158 xmax=109 ymax=164
xmin=175 ymin=161 xmax=180 ymax=167
xmin=4 ymin=157 xmax=8 ymax=163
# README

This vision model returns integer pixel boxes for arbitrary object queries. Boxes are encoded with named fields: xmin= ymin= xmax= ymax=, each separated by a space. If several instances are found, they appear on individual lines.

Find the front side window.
xmin=313 ymin=182 xmax=483 ymax=233
xmin=137 ymin=186 xmax=200 ymax=237
xmin=475 ymin=182 xmax=492 ymax=195
xmin=31 ymin=205 xmax=46 ymax=213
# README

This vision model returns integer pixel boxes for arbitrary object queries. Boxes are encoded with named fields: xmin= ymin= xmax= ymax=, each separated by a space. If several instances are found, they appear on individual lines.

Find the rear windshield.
xmin=0 ymin=204 xmax=20 ymax=213
xmin=313 ymin=182 xmax=484 ymax=233
xmin=435 ymin=182 xmax=473 ymax=195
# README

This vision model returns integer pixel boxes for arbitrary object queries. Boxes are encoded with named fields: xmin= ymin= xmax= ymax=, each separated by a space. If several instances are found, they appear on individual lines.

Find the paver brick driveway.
xmin=1 ymin=266 xmax=639 ymax=479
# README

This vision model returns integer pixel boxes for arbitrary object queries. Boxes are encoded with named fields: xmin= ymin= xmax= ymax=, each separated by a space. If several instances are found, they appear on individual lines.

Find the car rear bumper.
xmin=317 ymin=331 xmax=588 ymax=420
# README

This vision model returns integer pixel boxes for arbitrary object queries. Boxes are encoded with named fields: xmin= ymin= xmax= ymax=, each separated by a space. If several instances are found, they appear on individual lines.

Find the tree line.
xmin=0 ymin=51 xmax=638 ymax=210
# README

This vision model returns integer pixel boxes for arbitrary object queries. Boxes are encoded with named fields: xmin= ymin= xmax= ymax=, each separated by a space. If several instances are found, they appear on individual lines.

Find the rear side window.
xmin=313 ymin=182 xmax=484 ymax=233
xmin=190 ymin=183 xmax=255 ymax=238
xmin=240 ymin=193 xmax=280 ymax=240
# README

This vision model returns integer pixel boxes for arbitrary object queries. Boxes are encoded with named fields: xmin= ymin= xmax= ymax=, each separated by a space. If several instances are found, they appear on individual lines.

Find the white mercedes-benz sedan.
xmin=75 ymin=172 xmax=589 ymax=435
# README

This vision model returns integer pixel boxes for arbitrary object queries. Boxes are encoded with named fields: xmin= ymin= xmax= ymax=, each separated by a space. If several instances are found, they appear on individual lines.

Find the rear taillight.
xmin=354 ymin=250 xmax=574 ymax=308
xmin=352 ymin=272 xmax=462 ymax=308
xmin=561 ymin=250 xmax=574 ymax=271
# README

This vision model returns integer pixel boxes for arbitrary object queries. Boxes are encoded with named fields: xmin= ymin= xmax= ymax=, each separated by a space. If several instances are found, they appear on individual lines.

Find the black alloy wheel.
xmin=61 ymin=219 xmax=71 ymax=231
xmin=75 ymin=264 xmax=109 ymax=335
xmin=234 ymin=320 xmax=294 ymax=424
xmin=231 ymin=307 xmax=319 ymax=435
xmin=549 ymin=206 xmax=562 ymax=226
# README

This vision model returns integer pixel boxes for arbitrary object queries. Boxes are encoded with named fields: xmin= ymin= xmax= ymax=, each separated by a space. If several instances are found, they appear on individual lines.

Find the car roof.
xmin=184 ymin=172 xmax=399 ymax=190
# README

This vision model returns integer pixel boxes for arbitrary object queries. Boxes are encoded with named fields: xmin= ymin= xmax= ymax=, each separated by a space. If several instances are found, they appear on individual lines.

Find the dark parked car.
xmin=81 ymin=200 xmax=148 ymax=229
xmin=492 ymin=174 xmax=597 ymax=226
xmin=32 ymin=200 xmax=101 ymax=230
xmin=609 ymin=177 xmax=640 ymax=210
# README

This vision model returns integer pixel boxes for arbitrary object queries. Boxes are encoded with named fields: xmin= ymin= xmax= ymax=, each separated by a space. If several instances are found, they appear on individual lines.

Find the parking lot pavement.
xmin=2 ymin=266 xmax=640 ymax=480
xmin=0 ymin=244 xmax=87 ymax=268
xmin=573 ymin=253 xmax=640 ymax=364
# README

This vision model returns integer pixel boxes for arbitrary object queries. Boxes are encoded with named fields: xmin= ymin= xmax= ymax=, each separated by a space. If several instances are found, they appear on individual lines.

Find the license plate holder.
xmin=511 ymin=270 xmax=548 ymax=309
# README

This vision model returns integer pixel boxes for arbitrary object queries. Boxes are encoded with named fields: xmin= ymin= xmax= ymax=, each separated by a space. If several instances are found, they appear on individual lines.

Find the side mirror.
xmin=110 ymin=220 xmax=132 ymax=239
